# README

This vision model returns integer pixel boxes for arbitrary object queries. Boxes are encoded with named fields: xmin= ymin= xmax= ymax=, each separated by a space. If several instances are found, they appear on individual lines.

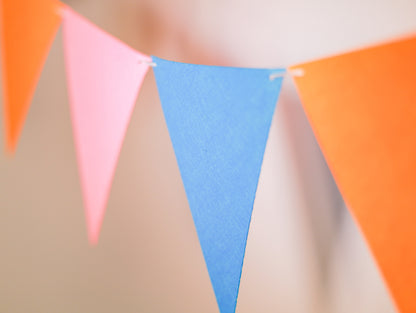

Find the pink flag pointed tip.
xmin=87 ymin=215 xmax=102 ymax=245
xmin=62 ymin=7 xmax=151 ymax=244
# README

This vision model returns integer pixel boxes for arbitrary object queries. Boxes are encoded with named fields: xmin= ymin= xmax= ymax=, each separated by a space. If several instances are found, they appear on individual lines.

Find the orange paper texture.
xmin=291 ymin=36 xmax=416 ymax=313
xmin=0 ymin=0 xmax=62 ymax=152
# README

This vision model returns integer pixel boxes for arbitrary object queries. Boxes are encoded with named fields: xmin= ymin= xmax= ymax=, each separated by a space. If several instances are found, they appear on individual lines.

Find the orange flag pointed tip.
xmin=1 ymin=0 xmax=63 ymax=153
xmin=291 ymin=35 xmax=416 ymax=313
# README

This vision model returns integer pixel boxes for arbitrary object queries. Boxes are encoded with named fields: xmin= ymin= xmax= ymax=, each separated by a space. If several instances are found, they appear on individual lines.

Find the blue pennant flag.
xmin=153 ymin=56 xmax=284 ymax=313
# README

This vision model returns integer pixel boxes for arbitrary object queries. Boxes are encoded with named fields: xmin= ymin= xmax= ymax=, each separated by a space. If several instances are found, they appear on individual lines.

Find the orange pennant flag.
xmin=0 ymin=0 xmax=63 ymax=152
xmin=290 ymin=36 xmax=416 ymax=313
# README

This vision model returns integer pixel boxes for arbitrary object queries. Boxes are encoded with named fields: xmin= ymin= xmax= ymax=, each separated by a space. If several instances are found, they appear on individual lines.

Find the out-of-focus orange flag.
xmin=290 ymin=35 xmax=416 ymax=313
xmin=0 ymin=0 xmax=63 ymax=153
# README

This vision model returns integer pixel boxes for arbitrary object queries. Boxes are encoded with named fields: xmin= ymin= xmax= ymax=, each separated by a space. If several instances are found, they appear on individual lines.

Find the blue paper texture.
xmin=153 ymin=56 xmax=284 ymax=313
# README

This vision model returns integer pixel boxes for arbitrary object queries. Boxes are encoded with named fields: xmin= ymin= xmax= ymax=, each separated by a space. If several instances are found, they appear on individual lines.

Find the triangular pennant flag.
xmin=290 ymin=36 xmax=416 ymax=313
xmin=153 ymin=57 xmax=284 ymax=313
xmin=0 ymin=0 xmax=62 ymax=152
xmin=62 ymin=7 xmax=151 ymax=244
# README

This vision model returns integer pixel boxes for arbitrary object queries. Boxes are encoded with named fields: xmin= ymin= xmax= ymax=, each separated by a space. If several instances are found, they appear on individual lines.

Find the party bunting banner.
xmin=153 ymin=56 xmax=284 ymax=313
xmin=2 ymin=1 xmax=416 ymax=311
xmin=0 ymin=0 xmax=62 ymax=152
xmin=290 ymin=36 xmax=416 ymax=313
xmin=62 ymin=7 xmax=151 ymax=244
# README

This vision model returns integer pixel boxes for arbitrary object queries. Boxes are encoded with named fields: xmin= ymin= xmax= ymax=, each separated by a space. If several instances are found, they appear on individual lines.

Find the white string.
xmin=55 ymin=6 xmax=304 ymax=77
xmin=269 ymin=72 xmax=286 ymax=80
xmin=290 ymin=68 xmax=305 ymax=77
xmin=269 ymin=68 xmax=304 ymax=80
xmin=139 ymin=60 xmax=157 ymax=67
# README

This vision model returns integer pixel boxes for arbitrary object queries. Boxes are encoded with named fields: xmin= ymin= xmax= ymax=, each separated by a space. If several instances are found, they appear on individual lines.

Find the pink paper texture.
xmin=62 ymin=7 xmax=150 ymax=244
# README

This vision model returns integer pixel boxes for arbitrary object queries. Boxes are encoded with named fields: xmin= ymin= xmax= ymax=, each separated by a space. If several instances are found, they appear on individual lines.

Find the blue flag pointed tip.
xmin=153 ymin=58 xmax=284 ymax=313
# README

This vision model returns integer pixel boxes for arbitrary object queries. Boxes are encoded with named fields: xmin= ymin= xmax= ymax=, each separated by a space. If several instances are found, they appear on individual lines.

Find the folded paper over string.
xmin=153 ymin=57 xmax=284 ymax=313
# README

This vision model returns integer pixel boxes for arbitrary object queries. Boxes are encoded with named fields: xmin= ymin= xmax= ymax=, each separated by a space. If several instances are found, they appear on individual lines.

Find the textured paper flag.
xmin=62 ymin=7 xmax=151 ymax=244
xmin=153 ymin=56 xmax=284 ymax=313
xmin=290 ymin=36 xmax=416 ymax=313
xmin=0 ymin=0 xmax=62 ymax=152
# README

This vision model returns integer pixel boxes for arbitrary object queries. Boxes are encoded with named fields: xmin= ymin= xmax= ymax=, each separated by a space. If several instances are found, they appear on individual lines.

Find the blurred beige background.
xmin=0 ymin=0 xmax=415 ymax=312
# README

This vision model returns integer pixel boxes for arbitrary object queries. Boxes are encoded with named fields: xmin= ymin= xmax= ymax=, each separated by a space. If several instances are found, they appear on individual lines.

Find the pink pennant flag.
xmin=62 ymin=7 xmax=151 ymax=244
